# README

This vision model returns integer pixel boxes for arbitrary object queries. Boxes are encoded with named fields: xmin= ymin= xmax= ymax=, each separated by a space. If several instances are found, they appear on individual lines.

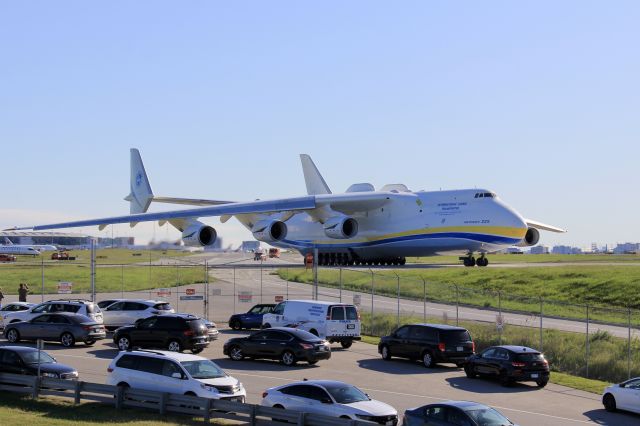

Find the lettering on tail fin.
xmin=124 ymin=148 xmax=154 ymax=214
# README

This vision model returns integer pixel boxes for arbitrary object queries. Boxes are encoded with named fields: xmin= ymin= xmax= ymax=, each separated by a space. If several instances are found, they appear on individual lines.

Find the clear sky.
xmin=1 ymin=1 xmax=638 ymax=249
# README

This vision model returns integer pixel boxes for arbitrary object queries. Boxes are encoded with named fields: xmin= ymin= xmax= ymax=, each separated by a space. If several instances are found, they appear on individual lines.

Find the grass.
xmin=12 ymin=248 xmax=199 ymax=265
xmin=407 ymin=253 xmax=640 ymax=264
xmin=0 ymin=250 xmax=207 ymax=295
xmin=278 ymin=265 xmax=640 ymax=325
xmin=0 ymin=393 xmax=226 ymax=425
xmin=359 ymin=311 xmax=639 ymax=386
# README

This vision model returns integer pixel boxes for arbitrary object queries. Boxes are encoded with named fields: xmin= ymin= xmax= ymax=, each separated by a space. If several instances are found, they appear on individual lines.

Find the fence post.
xmin=31 ymin=376 xmax=40 ymax=399
xmin=370 ymin=269 xmax=375 ymax=336
xmin=395 ymin=272 xmax=400 ymax=328
xmin=455 ymin=285 xmax=459 ymax=326
xmin=586 ymin=304 xmax=590 ymax=378
xmin=297 ymin=412 xmax=306 ymax=426
xmin=628 ymin=307 xmax=632 ymax=380
xmin=204 ymin=260 xmax=209 ymax=321
xmin=250 ymin=404 xmax=257 ymax=425
xmin=260 ymin=258 xmax=264 ymax=303
xmin=176 ymin=264 xmax=180 ymax=313
xmin=286 ymin=268 xmax=289 ymax=300
xmin=233 ymin=267 xmax=236 ymax=314
xmin=204 ymin=398 xmax=213 ymax=422
xmin=121 ymin=264 xmax=124 ymax=298
xmin=539 ymin=298 xmax=543 ymax=352
xmin=339 ymin=268 xmax=343 ymax=303
xmin=41 ymin=257 xmax=45 ymax=303
xmin=498 ymin=291 xmax=502 ymax=345
xmin=74 ymin=380 xmax=83 ymax=404
xmin=422 ymin=278 xmax=426 ymax=323
xmin=115 ymin=385 xmax=124 ymax=409
xmin=159 ymin=392 xmax=168 ymax=415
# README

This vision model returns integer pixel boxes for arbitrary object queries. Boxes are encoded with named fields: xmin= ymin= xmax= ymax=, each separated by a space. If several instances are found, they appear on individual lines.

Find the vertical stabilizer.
xmin=300 ymin=154 xmax=332 ymax=195
xmin=124 ymin=148 xmax=154 ymax=214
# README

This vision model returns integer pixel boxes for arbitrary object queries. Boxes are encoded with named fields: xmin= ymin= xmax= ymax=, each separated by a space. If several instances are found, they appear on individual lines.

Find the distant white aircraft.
xmin=14 ymin=149 xmax=565 ymax=266
xmin=0 ymin=244 xmax=40 ymax=256
xmin=1 ymin=238 xmax=57 ymax=254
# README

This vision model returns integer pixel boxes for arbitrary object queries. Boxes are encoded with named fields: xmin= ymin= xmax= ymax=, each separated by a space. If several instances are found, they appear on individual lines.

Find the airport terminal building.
xmin=0 ymin=231 xmax=133 ymax=249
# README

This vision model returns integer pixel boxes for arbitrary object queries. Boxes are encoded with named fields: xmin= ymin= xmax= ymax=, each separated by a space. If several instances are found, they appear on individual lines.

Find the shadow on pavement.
xmin=213 ymin=357 xmax=321 ymax=372
xmin=87 ymin=348 xmax=120 ymax=359
xmin=356 ymin=357 xmax=458 ymax=375
xmin=445 ymin=376 xmax=541 ymax=394
xmin=583 ymin=409 xmax=640 ymax=426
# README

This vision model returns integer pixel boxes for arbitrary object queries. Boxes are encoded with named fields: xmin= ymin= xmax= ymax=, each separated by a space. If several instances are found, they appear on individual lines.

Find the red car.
xmin=0 ymin=254 xmax=16 ymax=262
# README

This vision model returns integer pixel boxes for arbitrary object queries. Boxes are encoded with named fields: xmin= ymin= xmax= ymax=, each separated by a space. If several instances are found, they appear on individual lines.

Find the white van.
xmin=262 ymin=300 xmax=361 ymax=348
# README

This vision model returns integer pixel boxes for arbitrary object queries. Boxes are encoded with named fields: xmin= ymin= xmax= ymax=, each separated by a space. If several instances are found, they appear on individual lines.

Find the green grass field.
xmin=12 ymin=248 xmax=198 ymax=265
xmin=0 ymin=249 xmax=206 ymax=295
xmin=278 ymin=264 xmax=640 ymax=324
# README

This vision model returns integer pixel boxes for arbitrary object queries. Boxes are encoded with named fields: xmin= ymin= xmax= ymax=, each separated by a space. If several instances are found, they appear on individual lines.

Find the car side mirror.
xmin=321 ymin=398 xmax=333 ymax=404
xmin=171 ymin=372 xmax=182 ymax=379
xmin=619 ymin=383 xmax=626 ymax=388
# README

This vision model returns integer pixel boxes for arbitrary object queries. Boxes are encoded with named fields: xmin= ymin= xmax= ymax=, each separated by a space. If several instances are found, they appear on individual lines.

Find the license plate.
xmin=457 ymin=346 xmax=463 ymax=351
xmin=347 ymin=324 xmax=355 ymax=329
xmin=531 ymin=373 xmax=539 ymax=378
xmin=386 ymin=421 xmax=394 ymax=426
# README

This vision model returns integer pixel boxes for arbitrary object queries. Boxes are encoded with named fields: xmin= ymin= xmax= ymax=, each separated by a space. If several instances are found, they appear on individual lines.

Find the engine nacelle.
xmin=516 ymin=227 xmax=540 ymax=247
xmin=182 ymin=222 xmax=217 ymax=247
xmin=323 ymin=216 xmax=358 ymax=239
xmin=252 ymin=220 xmax=287 ymax=243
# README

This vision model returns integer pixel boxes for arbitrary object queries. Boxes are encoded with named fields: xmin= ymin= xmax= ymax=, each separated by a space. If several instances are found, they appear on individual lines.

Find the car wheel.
xmin=85 ymin=339 xmax=96 ymax=346
xmin=340 ymin=340 xmax=353 ymax=349
xmin=61 ymin=332 xmax=75 ymax=347
xmin=191 ymin=347 xmax=204 ymax=354
xmin=167 ymin=340 xmax=182 ymax=352
xmin=603 ymin=393 xmax=616 ymax=412
xmin=229 ymin=345 xmax=244 ymax=361
xmin=536 ymin=379 xmax=548 ymax=388
xmin=6 ymin=328 xmax=20 ymax=343
xmin=117 ymin=336 xmax=131 ymax=351
xmin=262 ymin=323 xmax=271 ymax=329
xmin=422 ymin=351 xmax=435 ymax=368
xmin=230 ymin=320 xmax=242 ymax=330
xmin=381 ymin=345 xmax=392 ymax=360
xmin=281 ymin=350 xmax=297 ymax=366
xmin=464 ymin=365 xmax=477 ymax=378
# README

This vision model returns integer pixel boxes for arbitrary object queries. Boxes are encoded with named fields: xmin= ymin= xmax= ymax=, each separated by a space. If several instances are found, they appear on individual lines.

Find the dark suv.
xmin=464 ymin=345 xmax=550 ymax=387
xmin=113 ymin=314 xmax=209 ymax=354
xmin=378 ymin=323 xmax=475 ymax=368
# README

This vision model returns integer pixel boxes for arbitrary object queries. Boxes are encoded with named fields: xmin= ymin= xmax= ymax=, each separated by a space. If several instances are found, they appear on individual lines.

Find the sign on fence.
xmin=274 ymin=295 xmax=284 ymax=303
xmin=211 ymin=288 xmax=222 ymax=296
xmin=353 ymin=294 xmax=361 ymax=306
xmin=157 ymin=288 xmax=171 ymax=297
xmin=238 ymin=291 xmax=253 ymax=303
xmin=57 ymin=282 xmax=73 ymax=294
xmin=180 ymin=295 xmax=204 ymax=301
xmin=185 ymin=288 xmax=196 ymax=296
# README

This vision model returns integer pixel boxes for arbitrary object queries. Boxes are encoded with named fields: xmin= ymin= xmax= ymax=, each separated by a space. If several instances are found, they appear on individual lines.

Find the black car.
xmin=402 ymin=401 xmax=518 ymax=426
xmin=0 ymin=346 xmax=78 ymax=380
xmin=378 ymin=323 xmax=475 ymax=368
xmin=223 ymin=327 xmax=331 ymax=366
xmin=113 ymin=314 xmax=209 ymax=354
xmin=464 ymin=345 xmax=550 ymax=387
xmin=228 ymin=304 xmax=276 ymax=330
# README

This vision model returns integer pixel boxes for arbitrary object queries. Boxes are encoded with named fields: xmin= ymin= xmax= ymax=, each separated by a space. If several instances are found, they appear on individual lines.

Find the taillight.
xmin=262 ymin=391 xmax=268 ymax=398
xmin=300 ymin=343 xmax=314 ymax=350
xmin=438 ymin=343 xmax=446 ymax=352
xmin=107 ymin=368 xmax=113 ymax=373
xmin=512 ymin=362 xmax=526 ymax=368
xmin=184 ymin=330 xmax=194 ymax=336
xmin=83 ymin=326 xmax=91 ymax=331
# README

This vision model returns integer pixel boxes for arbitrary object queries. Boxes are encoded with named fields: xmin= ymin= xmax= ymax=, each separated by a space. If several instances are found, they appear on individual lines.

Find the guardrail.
xmin=0 ymin=373 xmax=377 ymax=425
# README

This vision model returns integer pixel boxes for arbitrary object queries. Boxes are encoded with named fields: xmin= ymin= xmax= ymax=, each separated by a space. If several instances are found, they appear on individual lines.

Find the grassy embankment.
xmin=359 ymin=312 xmax=624 ymax=393
xmin=407 ymin=253 xmax=640 ymax=264
xmin=0 ymin=392 xmax=226 ymax=425
xmin=278 ymin=263 xmax=640 ymax=324
xmin=0 ymin=249 xmax=205 ymax=295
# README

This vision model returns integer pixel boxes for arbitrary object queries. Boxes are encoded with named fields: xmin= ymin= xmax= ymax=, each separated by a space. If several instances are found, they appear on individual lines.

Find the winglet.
xmin=300 ymin=154 xmax=332 ymax=195
xmin=124 ymin=148 xmax=154 ymax=214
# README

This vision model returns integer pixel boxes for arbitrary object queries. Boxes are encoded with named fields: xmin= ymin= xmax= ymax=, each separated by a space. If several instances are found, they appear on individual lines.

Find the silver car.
xmin=4 ymin=312 xmax=106 ymax=347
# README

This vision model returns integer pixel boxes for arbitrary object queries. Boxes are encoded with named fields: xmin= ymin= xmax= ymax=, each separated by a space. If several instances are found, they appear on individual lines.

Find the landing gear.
xmin=459 ymin=254 xmax=489 ymax=267
xmin=476 ymin=255 xmax=489 ymax=267
xmin=310 ymin=254 xmax=407 ymax=267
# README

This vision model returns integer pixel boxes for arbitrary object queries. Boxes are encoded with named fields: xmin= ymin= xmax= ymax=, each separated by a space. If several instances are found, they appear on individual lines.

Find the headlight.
xmin=41 ymin=372 xmax=58 ymax=378
xmin=200 ymin=384 xmax=218 ymax=392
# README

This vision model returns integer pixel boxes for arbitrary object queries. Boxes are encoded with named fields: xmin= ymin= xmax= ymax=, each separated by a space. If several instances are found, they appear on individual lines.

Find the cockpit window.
xmin=475 ymin=192 xmax=496 ymax=199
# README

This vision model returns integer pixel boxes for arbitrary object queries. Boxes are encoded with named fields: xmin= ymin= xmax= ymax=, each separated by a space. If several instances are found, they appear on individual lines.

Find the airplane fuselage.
xmin=0 ymin=245 xmax=41 ymax=256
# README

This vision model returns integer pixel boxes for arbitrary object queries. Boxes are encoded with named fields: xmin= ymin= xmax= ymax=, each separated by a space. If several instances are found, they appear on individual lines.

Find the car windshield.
xmin=465 ymin=407 xmax=512 ymax=426
xmin=180 ymin=360 xmax=226 ymax=379
xmin=21 ymin=351 xmax=56 ymax=364
xmin=323 ymin=384 xmax=369 ymax=404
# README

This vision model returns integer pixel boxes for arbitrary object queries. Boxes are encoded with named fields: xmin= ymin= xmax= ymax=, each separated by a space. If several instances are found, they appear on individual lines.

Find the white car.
xmin=0 ymin=302 xmax=36 ymax=330
xmin=262 ymin=380 xmax=398 ymax=425
xmin=2 ymin=300 xmax=103 ymax=325
xmin=603 ymin=377 xmax=640 ymax=414
xmin=106 ymin=350 xmax=246 ymax=402
xmin=102 ymin=299 xmax=174 ymax=329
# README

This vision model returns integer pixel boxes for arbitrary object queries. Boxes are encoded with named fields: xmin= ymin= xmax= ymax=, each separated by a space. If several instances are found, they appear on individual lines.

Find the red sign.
xmin=186 ymin=288 xmax=196 ymax=296
xmin=274 ymin=295 xmax=284 ymax=303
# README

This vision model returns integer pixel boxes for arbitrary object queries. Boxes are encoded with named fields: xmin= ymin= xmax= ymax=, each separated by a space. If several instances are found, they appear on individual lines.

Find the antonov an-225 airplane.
xmin=15 ymin=149 xmax=565 ymax=267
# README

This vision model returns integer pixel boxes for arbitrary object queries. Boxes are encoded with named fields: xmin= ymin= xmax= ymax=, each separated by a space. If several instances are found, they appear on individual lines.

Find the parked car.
xmin=228 ymin=304 xmax=276 ymax=330
xmin=262 ymin=380 xmax=397 ymax=425
xmin=4 ymin=312 xmax=106 ymax=347
xmin=107 ymin=349 xmax=245 ymax=401
xmin=602 ymin=377 xmax=640 ymax=414
xmin=0 ymin=302 xmax=36 ymax=330
xmin=113 ymin=314 xmax=209 ymax=353
xmin=464 ymin=345 xmax=549 ymax=387
xmin=262 ymin=300 xmax=361 ymax=348
xmin=2 ymin=299 xmax=103 ymax=325
xmin=102 ymin=299 xmax=174 ymax=329
xmin=0 ymin=346 xmax=78 ymax=380
xmin=203 ymin=319 xmax=219 ymax=341
xmin=402 ymin=401 xmax=517 ymax=426
xmin=378 ymin=323 xmax=475 ymax=368
xmin=223 ymin=327 xmax=331 ymax=366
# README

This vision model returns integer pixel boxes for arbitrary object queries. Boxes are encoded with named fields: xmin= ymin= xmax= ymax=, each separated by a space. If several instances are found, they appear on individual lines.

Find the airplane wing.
xmin=151 ymin=197 xmax=234 ymax=206
xmin=525 ymin=219 xmax=567 ymax=233
xmin=14 ymin=192 xmax=396 ymax=231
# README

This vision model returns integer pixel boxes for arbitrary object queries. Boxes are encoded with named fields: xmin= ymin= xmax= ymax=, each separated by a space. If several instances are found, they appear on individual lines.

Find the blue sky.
xmin=1 ymin=1 xmax=638 ymax=249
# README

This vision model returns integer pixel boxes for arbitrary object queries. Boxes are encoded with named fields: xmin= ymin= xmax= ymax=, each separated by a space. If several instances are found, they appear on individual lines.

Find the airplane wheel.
xmin=400 ymin=257 xmax=406 ymax=265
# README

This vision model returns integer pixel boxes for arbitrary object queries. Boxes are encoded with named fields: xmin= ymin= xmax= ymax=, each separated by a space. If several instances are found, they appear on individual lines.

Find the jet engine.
xmin=323 ymin=216 xmax=358 ymax=239
xmin=516 ymin=227 xmax=540 ymax=247
xmin=182 ymin=221 xmax=217 ymax=247
xmin=252 ymin=220 xmax=288 ymax=243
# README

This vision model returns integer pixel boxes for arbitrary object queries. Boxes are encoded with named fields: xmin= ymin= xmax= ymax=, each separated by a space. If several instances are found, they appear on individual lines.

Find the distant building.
xmin=613 ymin=243 xmax=640 ymax=254
xmin=502 ymin=247 xmax=524 ymax=254
xmin=552 ymin=245 xmax=583 ymax=255
xmin=530 ymin=245 xmax=550 ymax=255
xmin=0 ymin=231 xmax=96 ymax=248
xmin=241 ymin=240 xmax=260 ymax=252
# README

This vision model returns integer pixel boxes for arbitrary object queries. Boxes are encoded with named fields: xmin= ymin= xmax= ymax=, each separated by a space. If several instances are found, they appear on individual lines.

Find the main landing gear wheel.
xmin=461 ymin=256 xmax=476 ymax=267
xmin=477 ymin=256 xmax=489 ymax=267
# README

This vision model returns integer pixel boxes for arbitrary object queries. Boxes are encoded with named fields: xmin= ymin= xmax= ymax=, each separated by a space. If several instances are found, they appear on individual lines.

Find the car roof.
xmin=286 ymin=300 xmax=354 ymax=306
xmin=7 ymin=302 xmax=35 ymax=306
xmin=493 ymin=345 xmax=540 ymax=353
xmin=416 ymin=401 xmax=491 ymax=410
xmin=0 ymin=345 xmax=39 ymax=353
xmin=44 ymin=299 xmax=94 ymax=305
xmin=410 ymin=323 xmax=469 ymax=331
xmin=119 ymin=349 xmax=207 ymax=362
xmin=278 ymin=380 xmax=351 ymax=388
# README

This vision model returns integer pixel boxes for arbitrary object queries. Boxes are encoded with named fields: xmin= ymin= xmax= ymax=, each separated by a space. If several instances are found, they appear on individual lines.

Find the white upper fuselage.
xmin=262 ymin=188 xmax=528 ymax=257
xmin=0 ymin=245 xmax=41 ymax=256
